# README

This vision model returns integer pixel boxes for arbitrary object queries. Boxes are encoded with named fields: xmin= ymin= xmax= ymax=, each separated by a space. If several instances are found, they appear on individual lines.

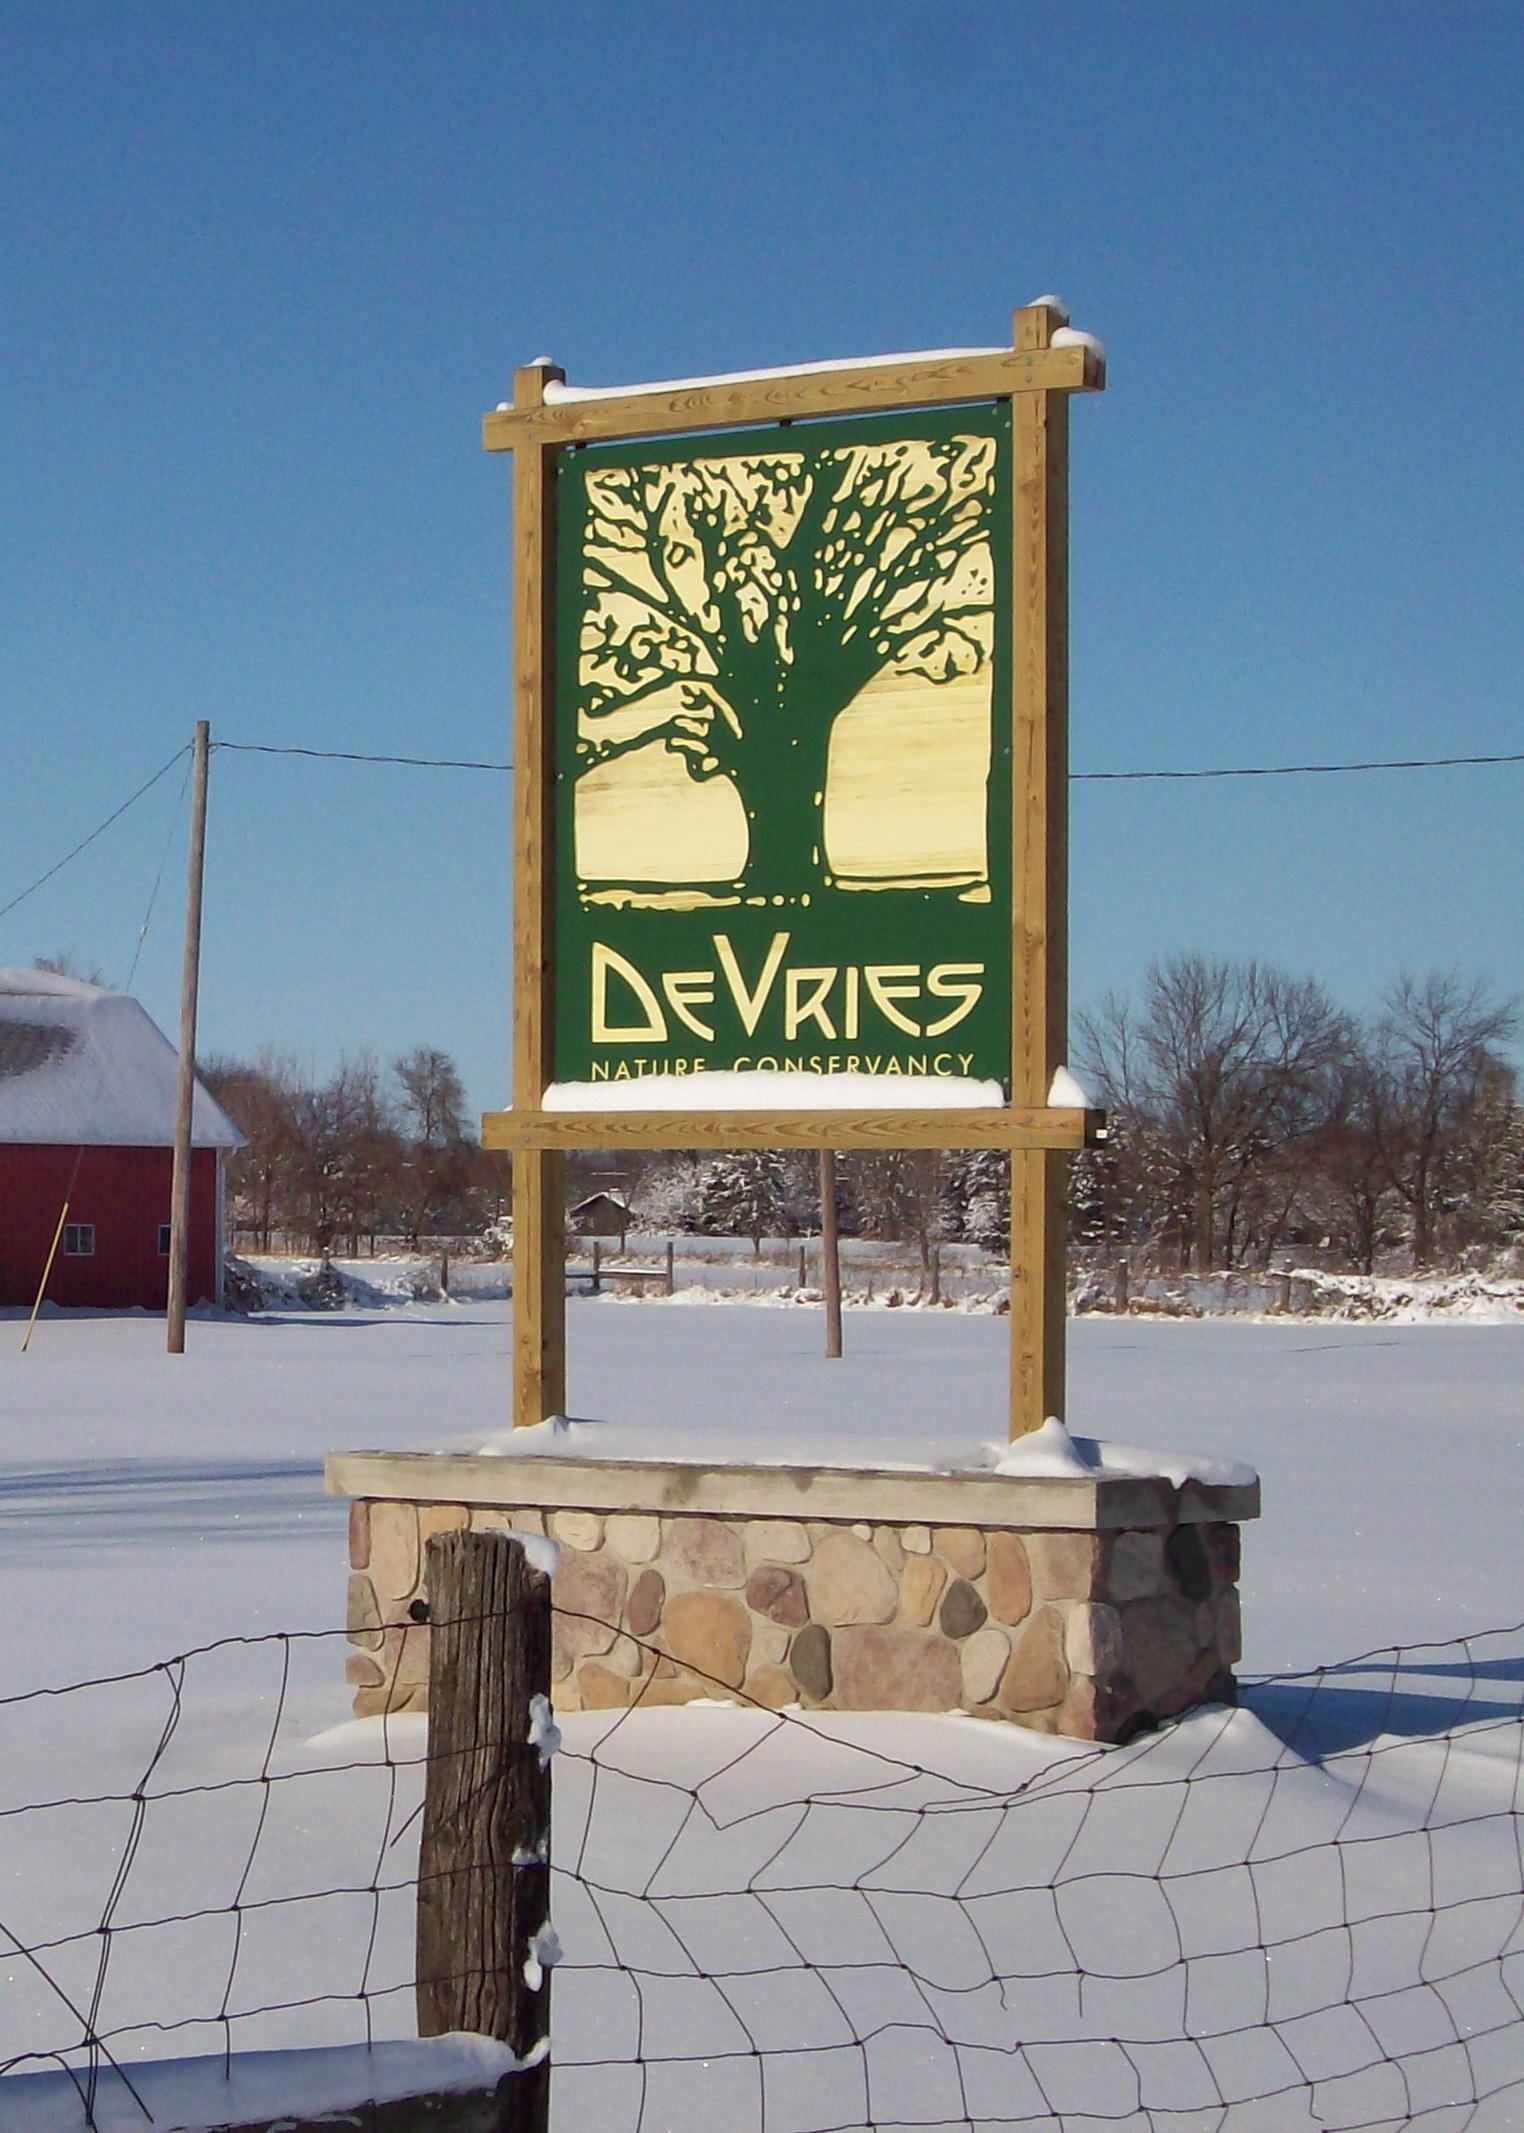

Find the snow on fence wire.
xmin=2 ymin=1603 xmax=1523 ymax=2132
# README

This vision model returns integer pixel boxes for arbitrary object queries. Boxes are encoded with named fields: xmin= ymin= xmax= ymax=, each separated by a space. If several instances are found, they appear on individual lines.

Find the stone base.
xmin=329 ymin=1452 xmax=1257 ymax=1743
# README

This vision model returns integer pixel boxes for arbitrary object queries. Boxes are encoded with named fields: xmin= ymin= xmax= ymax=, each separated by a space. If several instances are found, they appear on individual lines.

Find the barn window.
xmin=158 ymin=1224 xmax=172 ymax=1255
xmin=63 ymin=1223 xmax=95 ymax=1256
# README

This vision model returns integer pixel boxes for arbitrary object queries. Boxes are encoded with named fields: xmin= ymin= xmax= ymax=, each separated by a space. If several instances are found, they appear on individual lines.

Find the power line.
xmin=6 ymin=737 xmax=1522 ymax=932
xmin=1072 ymin=748 xmax=1524 ymax=782
xmin=0 ymin=747 xmax=190 ymax=925
xmin=214 ymin=741 xmax=513 ymax=772
xmin=122 ymin=757 xmax=192 ymax=994
xmin=216 ymin=738 xmax=1524 ymax=781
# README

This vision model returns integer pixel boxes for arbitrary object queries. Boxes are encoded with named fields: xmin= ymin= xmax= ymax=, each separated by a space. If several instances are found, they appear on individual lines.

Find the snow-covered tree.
xmin=948 ymin=1149 xmax=1009 ymax=1254
xmin=850 ymin=1150 xmax=946 ymax=1270
xmin=697 ymin=1150 xmax=791 ymax=1254
xmin=634 ymin=1152 xmax=707 ymax=1233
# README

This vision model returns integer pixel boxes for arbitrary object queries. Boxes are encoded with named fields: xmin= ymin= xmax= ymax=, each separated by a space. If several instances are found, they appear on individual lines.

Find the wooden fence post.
xmin=417 ymin=1530 xmax=553 ymax=2132
xmin=665 ymin=1239 xmax=676 ymax=1296
xmin=591 ymin=1239 xmax=602 ymax=1292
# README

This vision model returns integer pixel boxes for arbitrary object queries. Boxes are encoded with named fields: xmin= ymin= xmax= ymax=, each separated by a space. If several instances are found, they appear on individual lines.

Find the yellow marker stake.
xmin=23 ymin=1202 xmax=70 ymax=1353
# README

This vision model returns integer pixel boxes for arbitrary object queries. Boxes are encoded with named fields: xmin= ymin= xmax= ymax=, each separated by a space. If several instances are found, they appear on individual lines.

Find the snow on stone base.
xmin=0 ymin=2033 xmax=529 ymax=2133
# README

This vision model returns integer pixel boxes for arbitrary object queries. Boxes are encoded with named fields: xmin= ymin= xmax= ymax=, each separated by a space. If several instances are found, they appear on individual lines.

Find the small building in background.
xmin=0 ymin=968 xmax=243 ymax=1312
xmin=568 ymin=1190 xmax=632 ymax=1247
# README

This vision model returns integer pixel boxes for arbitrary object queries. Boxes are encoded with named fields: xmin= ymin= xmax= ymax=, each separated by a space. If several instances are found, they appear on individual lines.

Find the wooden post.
xmin=440 ymin=1249 xmax=450 ymax=1298
xmin=21 ymin=1200 xmax=71 ymax=1353
xmin=1009 ymin=304 xmax=1070 ymax=1437
xmin=664 ymin=1239 xmax=675 ymax=1296
xmin=591 ymin=1239 xmax=602 ymax=1293
xmin=510 ymin=363 xmax=566 ymax=1427
xmin=167 ymin=720 xmax=210 ymax=1355
xmin=417 ymin=1529 xmax=552 ymax=2130
xmin=819 ymin=1149 xmax=842 ymax=1359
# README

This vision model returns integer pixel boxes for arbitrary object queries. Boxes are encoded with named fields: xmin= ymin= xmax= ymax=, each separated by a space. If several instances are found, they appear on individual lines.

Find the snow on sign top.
xmin=0 ymin=969 xmax=242 ymax=1148
xmin=545 ymin=1070 xmax=1005 ymax=1112
xmin=540 ymin=345 xmax=1011 ymax=404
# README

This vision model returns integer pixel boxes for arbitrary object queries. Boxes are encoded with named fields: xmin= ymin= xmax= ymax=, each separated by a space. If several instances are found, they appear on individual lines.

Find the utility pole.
xmin=166 ymin=721 xmax=210 ymax=1354
xmin=819 ymin=1148 xmax=842 ymax=1359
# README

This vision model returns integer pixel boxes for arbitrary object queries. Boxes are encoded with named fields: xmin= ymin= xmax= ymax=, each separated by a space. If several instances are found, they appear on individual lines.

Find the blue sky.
xmin=4 ymin=1 xmax=1520 ymax=1117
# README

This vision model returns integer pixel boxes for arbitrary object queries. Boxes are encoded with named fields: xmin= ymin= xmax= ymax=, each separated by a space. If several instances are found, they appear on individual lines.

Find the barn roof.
xmin=0 ymin=970 xmax=243 ymax=1148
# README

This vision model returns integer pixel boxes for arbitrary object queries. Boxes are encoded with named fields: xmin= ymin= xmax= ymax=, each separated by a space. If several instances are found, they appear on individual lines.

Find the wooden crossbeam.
xmin=483 ymin=343 xmax=1102 ymax=453
xmin=482 ymin=1106 xmax=1104 ymax=1154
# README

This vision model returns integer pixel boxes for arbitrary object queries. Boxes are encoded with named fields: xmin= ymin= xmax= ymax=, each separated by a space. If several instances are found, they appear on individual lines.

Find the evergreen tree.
xmin=852 ymin=1149 xmax=945 ymax=1270
xmin=958 ymin=1149 xmax=1010 ymax=1253
xmin=697 ymin=1150 xmax=790 ymax=1254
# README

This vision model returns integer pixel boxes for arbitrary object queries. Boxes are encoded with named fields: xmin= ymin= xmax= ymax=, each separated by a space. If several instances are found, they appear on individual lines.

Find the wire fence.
xmin=2 ymin=1611 xmax=1522 ymax=2130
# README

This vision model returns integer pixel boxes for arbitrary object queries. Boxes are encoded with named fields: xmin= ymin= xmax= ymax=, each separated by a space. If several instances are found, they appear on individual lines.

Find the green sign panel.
xmin=552 ymin=403 xmax=1013 ymax=1095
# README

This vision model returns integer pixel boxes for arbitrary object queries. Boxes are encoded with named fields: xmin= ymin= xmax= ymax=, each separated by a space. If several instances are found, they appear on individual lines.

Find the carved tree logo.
xmin=571 ymin=428 xmax=998 ymax=903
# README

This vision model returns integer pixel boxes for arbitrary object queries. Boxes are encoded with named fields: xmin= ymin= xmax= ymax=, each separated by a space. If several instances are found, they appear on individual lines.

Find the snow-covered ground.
xmin=2 ymin=1302 xmax=1521 ymax=2126
xmin=6 ymin=1299 xmax=1515 ymax=1678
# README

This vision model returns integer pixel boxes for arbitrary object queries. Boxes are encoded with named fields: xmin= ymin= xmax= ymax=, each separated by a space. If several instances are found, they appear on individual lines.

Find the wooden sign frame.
xmin=483 ymin=304 xmax=1106 ymax=1438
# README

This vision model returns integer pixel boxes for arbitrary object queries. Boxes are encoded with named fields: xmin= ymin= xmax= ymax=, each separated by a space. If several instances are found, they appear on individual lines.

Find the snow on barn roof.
xmin=570 ymin=1191 xmax=631 ymax=1216
xmin=0 ymin=969 xmax=243 ymax=1148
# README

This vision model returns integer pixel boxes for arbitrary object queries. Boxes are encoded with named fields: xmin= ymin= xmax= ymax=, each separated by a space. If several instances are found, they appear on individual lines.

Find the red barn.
xmin=0 ymin=968 xmax=242 ymax=1312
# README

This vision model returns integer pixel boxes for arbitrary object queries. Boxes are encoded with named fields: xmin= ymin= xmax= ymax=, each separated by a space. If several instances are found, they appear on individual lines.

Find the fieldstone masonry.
xmin=329 ymin=1453 xmax=1258 ymax=1743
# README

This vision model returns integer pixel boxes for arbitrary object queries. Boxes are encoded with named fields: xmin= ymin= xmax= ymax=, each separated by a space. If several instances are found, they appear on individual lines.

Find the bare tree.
xmin=394 ymin=1048 xmax=467 ymax=1145
xmin=203 ymin=1052 xmax=304 ymax=1252
xmin=327 ymin=1056 xmax=403 ymax=1255
xmin=1304 ymin=1047 xmax=1405 ymax=1275
xmin=206 ymin=1046 xmax=502 ymax=1259
xmin=393 ymin=1047 xmax=471 ymax=1247
xmin=33 ymin=951 xmax=107 ymax=986
xmin=1379 ymin=973 xmax=1518 ymax=1268
xmin=283 ymin=1056 xmax=401 ymax=1255
xmin=1076 ymin=957 xmax=1353 ymax=1271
